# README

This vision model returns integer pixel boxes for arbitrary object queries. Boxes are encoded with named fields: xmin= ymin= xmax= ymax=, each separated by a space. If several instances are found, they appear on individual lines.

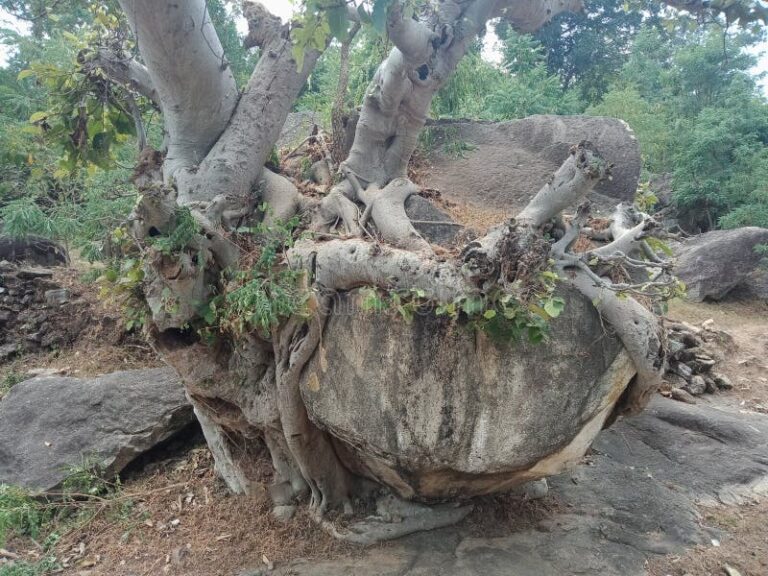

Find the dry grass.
xmin=38 ymin=445 xmax=355 ymax=576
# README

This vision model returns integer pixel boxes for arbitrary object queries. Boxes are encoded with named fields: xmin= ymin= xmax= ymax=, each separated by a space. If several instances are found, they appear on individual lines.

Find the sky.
xmin=0 ymin=0 xmax=766 ymax=89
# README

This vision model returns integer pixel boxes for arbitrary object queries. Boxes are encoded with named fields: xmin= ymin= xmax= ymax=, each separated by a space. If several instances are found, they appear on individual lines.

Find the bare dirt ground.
xmin=13 ymin=440 xmax=556 ymax=576
xmin=647 ymin=297 xmax=768 ymax=576
xmin=647 ymin=500 xmax=768 ymax=576
xmin=0 ymin=265 xmax=158 ymax=391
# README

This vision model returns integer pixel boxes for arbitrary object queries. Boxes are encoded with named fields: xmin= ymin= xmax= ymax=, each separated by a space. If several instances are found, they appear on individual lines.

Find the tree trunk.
xmin=110 ymin=0 xmax=676 ymax=544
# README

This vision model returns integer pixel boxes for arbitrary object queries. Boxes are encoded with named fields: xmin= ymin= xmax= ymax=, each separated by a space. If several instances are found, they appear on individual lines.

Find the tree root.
xmin=319 ymin=494 xmax=473 ymax=546
xmin=273 ymin=298 xmax=353 ymax=516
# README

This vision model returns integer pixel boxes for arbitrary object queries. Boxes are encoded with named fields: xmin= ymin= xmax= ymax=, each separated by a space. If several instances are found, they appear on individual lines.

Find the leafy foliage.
xmin=0 ymin=485 xmax=50 ymax=546
xmin=209 ymin=213 xmax=310 ymax=338
xmin=590 ymin=25 xmax=768 ymax=230
xmin=358 ymin=266 xmax=565 ymax=345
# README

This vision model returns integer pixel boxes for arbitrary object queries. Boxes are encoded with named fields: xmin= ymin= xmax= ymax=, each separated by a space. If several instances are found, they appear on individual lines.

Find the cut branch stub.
xmin=516 ymin=141 xmax=611 ymax=227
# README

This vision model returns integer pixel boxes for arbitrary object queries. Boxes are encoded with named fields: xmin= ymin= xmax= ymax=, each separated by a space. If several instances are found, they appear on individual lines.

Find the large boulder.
xmin=271 ymin=397 xmax=768 ymax=576
xmin=0 ymin=367 xmax=193 ymax=492
xmin=738 ymin=267 xmax=768 ymax=300
xmin=674 ymin=227 xmax=768 ymax=302
xmin=276 ymin=111 xmax=324 ymax=150
xmin=300 ymin=287 xmax=635 ymax=499
xmin=421 ymin=115 xmax=641 ymax=216
xmin=0 ymin=234 xmax=68 ymax=266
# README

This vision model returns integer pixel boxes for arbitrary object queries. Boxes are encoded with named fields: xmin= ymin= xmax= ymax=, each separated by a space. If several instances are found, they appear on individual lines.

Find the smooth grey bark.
xmin=118 ymin=0 xmax=239 ymax=182
xmin=176 ymin=1 xmax=322 ymax=204
xmin=317 ymin=0 xmax=583 ymax=243
xmin=86 ymin=48 xmax=161 ymax=109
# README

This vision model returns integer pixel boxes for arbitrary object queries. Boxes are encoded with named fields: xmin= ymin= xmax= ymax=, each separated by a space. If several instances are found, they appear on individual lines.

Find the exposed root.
xmin=358 ymin=178 xmax=432 ymax=254
xmin=311 ymin=182 xmax=363 ymax=237
xmin=319 ymin=494 xmax=473 ymax=546
xmin=273 ymin=297 xmax=353 ymax=516
xmin=261 ymin=169 xmax=303 ymax=225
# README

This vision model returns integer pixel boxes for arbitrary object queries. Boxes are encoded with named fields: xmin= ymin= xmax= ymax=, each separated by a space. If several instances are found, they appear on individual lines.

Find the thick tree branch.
xmin=562 ymin=266 xmax=666 ymax=415
xmin=118 ymin=0 xmax=239 ymax=182
xmin=289 ymin=238 xmax=473 ymax=303
xmin=84 ymin=48 xmax=160 ymax=109
xmin=386 ymin=2 xmax=436 ymax=65
xmin=517 ymin=142 xmax=610 ymax=227
xmin=176 ymin=2 xmax=321 ymax=205
xmin=494 ymin=0 xmax=584 ymax=32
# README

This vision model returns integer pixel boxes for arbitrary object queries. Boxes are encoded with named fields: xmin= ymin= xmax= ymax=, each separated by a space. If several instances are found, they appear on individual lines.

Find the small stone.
xmin=704 ymin=377 xmax=718 ymax=394
xmin=701 ymin=318 xmax=715 ymax=330
xmin=683 ymin=375 xmax=707 ymax=396
xmin=671 ymin=388 xmax=697 ymax=404
xmin=44 ymin=289 xmax=70 ymax=306
xmin=272 ymin=504 xmax=296 ymax=523
xmin=680 ymin=332 xmax=703 ymax=348
xmin=16 ymin=267 xmax=53 ymax=280
xmin=672 ymin=362 xmax=693 ymax=380
xmin=0 ymin=343 xmax=17 ymax=362
xmin=668 ymin=339 xmax=686 ymax=356
xmin=27 ymin=367 xmax=67 ymax=378
xmin=713 ymin=374 xmax=733 ymax=390
xmin=690 ymin=355 xmax=716 ymax=373
xmin=520 ymin=478 xmax=549 ymax=501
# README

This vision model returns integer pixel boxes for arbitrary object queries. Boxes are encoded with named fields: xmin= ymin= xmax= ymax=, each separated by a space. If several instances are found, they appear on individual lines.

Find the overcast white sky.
xmin=0 ymin=0 xmax=766 ymax=89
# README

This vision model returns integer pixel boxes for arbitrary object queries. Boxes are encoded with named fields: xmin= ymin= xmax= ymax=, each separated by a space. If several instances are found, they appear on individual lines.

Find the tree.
xmin=30 ymin=0 xmax=763 ymax=543
xmin=531 ymin=0 xmax=655 ymax=101
xmin=590 ymin=25 xmax=768 ymax=230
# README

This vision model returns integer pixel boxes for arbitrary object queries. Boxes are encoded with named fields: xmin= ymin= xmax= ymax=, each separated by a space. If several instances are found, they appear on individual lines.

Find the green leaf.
xmin=460 ymin=295 xmax=485 ymax=315
xmin=292 ymin=44 xmax=305 ymax=73
xmin=528 ymin=303 xmax=550 ymax=320
xmin=327 ymin=6 xmax=348 ymax=41
xmin=17 ymin=69 xmax=34 ymax=80
xmin=371 ymin=0 xmax=393 ymax=34
xmin=29 ymin=111 xmax=48 ymax=123
xmin=483 ymin=309 xmax=497 ymax=320
xmin=543 ymin=297 xmax=565 ymax=318
xmin=527 ymin=327 xmax=545 ymax=344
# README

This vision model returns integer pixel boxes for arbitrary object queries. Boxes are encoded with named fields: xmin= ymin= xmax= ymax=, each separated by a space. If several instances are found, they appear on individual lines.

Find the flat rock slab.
xmin=422 ymin=115 xmax=641 ymax=216
xmin=0 ymin=367 xmax=192 ymax=492
xmin=273 ymin=398 xmax=768 ymax=576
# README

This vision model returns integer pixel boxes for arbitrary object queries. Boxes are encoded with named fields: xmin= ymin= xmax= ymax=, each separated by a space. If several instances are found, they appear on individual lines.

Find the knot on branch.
xmin=128 ymin=185 xmax=177 ymax=240
xmin=571 ymin=140 xmax=612 ymax=182
xmin=460 ymin=220 xmax=551 ymax=292
xmin=243 ymin=1 xmax=285 ymax=49
xmin=131 ymin=147 xmax=165 ymax=188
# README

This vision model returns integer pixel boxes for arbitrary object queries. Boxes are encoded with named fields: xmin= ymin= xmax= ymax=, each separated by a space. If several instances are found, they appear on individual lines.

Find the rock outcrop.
xmin=674 ymin=227 xmax=768 ymax=301
xmin=1 ymin=262 xmax=89 ymax=362
xmin=266 ymin=397 xmax=768 ymax=576
xmin=300 ymin=287 xmax=635 ymax=499
xmin=0 ymin=367 xmax=193 ymax=492
xmin=0 ymin=234 xmax=68 ymax=266
xmin=421 ymin=116 xmax=641 ymax=215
